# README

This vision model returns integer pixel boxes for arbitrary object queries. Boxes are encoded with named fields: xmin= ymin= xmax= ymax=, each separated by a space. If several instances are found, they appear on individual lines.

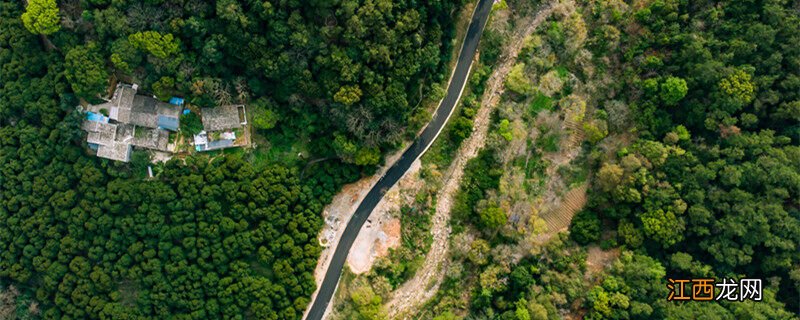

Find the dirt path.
xmin=384 ymin=5 xmax=558 ymax=318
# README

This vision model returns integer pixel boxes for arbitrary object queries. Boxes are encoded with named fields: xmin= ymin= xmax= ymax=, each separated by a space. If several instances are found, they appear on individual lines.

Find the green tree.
xmin=354 ymin=147 xmax=380 ymax=166
xmin=128 ymin=31 xmax=180 ymax=59
xmin=21 ymin=0 xmax=60 ymax=35
xmin=65 ymin=43 xmax=108 ymax=100
xmin=659 ymin=76 xmax=688 ymax=105
xmin=110 ymin=39 xmax=141 ymax=74
xmin=570 ymin=210 xmax=601 ymax=244
xmin=450 ymin=116 xmax=473 ymax=144
xmin=718 ymin=69 xmax=755 ymax=105
xmin=253 ymin=107 xmax=279 ymax=130
xmin=596 ymin=163 xmax=623 ymax=193
xmin=498 ymin=119 xmax=513 ymax=141
xmin=334 ymin=85 xmax=362 ymax=105
xmin=505 ymin=63 xmax=533 ymax=95
xmin=180 ymin=112 xmax=203 ymax=135
xmin=152 ymin=77 xmax=175 ymax=101
xmin=478 ymin=204 xmax=506 ymax=230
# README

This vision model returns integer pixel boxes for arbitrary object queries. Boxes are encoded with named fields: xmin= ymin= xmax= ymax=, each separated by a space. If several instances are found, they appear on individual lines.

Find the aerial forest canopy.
xmin=6 ymin=0 xmax=465 ymax=164
xmin=570 ymin=0 xmax=800 ymax=316
xmin=0 ymin=0 xmax=464 ymax=318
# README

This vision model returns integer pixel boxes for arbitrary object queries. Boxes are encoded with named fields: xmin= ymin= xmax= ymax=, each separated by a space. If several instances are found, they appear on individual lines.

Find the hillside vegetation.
xmin=0 ymin=0 xmax=467 ymax=319
xmin=374 ymin=0 xmax=800 ymax=319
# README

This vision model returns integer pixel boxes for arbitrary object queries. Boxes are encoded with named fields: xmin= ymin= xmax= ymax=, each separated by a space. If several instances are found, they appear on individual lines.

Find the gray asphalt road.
xmin=304 ymin=1 xmax=492 ymax=318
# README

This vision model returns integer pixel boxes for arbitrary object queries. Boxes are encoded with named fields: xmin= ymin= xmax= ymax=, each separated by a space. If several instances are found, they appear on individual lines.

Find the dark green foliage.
xmin=452 ymin=150 xmax=502 ymax=233
xmin=179 ymin=112 xmax=202 ymax=136
xmin=8 ymin=0 xmax=466 ymax=165
xmin=68 ymin=0 xmax=461 ymax=160
xmin=480 ymin=27 xmax=504 ymax=66
xmin=0 ymin=126 xmax=356 ymax=319
xmin=0 ymin=2 xmax=66 ymax=127
xmin=569 ymin=210 xmax=600 ymax=244
xmin=1 ymin=2 xmax=372 ymax=317
xmin=64 ymin=43 xmax=108 ymax=101
xmin=449 ymin=116 xmax=474 ymax=144
xmin=465 ymin=235 xmax=589 ymax=318
xmin=536 ymin=131 xmax=559 ymax=153
xmin=582 ymin=0 xmax=800 ymax=312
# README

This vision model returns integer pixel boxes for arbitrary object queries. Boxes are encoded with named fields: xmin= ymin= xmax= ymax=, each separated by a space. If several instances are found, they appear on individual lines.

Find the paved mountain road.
xmin=303 ymin=1 xmax=493 ymax=319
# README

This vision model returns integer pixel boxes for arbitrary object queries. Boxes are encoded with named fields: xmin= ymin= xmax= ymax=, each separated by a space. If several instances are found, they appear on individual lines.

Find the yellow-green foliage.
xmin=334 ymin=85 xmax=363 ymax=105
xmin=128 ymin=31 xmax=180 ymax=59
xmin=492 ymin=0 xmax=508 ymax=11
xmin=505 ymin=63 xmax=533 ymax=95
xmin=719 ymin=69 xmax=755 ymax=105
xmin=583 ymin=119 xmax=608 ymax=144
xmin=21 ymin=0 xmax=60 ymax=35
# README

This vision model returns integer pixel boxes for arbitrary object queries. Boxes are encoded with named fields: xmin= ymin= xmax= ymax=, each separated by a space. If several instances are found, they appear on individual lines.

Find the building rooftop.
xmin=82 ymin=83 xmax=178 ymax=162
xmin=131 ymin=126 xmax=169 ymax=151
xmin=96 ymin=142 xmax=132 ymax=162
xmin=157 ymin=115 xmax=179 ymax=131
xmin=111 ymin=84 xmax=136 ymax=123
xmin=129 ymin=95 xmax=181 ymax=130
xmin=105 ymin=84 xmax=181 ymax=131
xmin=202 ymin=105 xmax=245 ymax=132
xmin=82 ymin=83 xmax=250 ymax=161
xmin=84 ymin=121 xmax=117 ymax=146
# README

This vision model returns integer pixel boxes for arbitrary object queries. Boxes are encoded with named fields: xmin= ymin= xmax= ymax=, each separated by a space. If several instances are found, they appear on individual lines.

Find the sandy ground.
xmin=300 ymin=147 xmax=402 ymax=320
xmin=347 ymin=159 xmax=422 ymax=274
xmin=303 ymin=148 xmax=421 ymax=320
xmin=385 ymin=5 xmax=557 ymax=318
xmin=312 ymin=149 xmax=406 ymax=285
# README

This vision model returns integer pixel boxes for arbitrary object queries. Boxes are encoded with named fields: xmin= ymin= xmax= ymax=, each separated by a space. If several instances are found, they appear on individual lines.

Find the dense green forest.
xmin=5 ymin=0 xmax=466 ymax=164
xmin=576 ymin=0 xmax=800 ymax=316
xmin=3 ymin=0 xmax=800 ymax=319
xmin=0 ymin=0 xmax=466 ymax=318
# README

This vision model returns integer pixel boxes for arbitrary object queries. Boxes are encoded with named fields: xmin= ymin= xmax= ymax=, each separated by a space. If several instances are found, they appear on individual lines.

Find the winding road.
xmin=303 ymin=0 xmax=493 ymax=319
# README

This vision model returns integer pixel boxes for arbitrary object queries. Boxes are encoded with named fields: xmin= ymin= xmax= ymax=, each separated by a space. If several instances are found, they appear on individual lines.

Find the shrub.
xmin=570 ymin=210 xmax=601 ymax=244
xmin=180 ymin=112 xmax=203 ymax=135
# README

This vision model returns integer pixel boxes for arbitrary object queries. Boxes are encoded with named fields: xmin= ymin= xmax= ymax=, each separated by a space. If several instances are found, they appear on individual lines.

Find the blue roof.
xmin=86 ymin=112 xmax=109 ymax=123
xmin=183 ymin=109 xmax=191 ymax=115
xmin=169 ymin=97 xmax=185 ymax=106
xmin=206 ymin=139 xmax=234 ymax=151
xmin=196 ymin=139 xmax=236 ymax=152
xmin=157 ymin=115 xmax=179 ymax=131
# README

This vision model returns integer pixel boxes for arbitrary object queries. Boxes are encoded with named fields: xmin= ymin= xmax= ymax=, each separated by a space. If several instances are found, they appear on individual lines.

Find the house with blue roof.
xmin=82 ymin=83 xmax=180 ymax=162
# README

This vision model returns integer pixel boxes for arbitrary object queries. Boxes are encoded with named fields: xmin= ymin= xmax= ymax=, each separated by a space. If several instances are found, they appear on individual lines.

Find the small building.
xmin=194 ymin=105 xmax=248 ymax=152
xmin=201 ymin=105 xmax=247 ymax=132
xmin=81 ymin=83 xmax=180 ymax=162
xmin=83 ymin=119 xmax=132 ymax=162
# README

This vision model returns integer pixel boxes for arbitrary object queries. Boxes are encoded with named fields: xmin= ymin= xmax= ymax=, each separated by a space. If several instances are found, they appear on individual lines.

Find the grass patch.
xmin=537 ymin=131 xmax=560 ymax=153
xmin=558 ymin=149 xmax=590 ymax=187
xmin=529 ymin=91 xmax=553 ymax=115
xmin=555 ymin=66 xmax=569 ymax=78
xmin=251 ymin=130 xmax=309 ymax=167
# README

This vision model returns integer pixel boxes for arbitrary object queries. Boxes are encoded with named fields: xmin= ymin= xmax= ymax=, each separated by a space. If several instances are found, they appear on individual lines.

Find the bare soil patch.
xmin=585 ymin=245 xmax=621 ymax=277
xmin=347 ymin=159 xmax=422 ymax=274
